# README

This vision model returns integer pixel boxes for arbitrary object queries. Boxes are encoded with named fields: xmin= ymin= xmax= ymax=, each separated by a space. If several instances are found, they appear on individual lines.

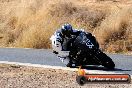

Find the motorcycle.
xmin=68 ymin=32 xmax=115 ymax=69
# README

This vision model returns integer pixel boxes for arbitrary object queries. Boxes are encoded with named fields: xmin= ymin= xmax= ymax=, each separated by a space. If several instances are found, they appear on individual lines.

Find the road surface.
xmin=0 ymin=48 xmax=131 ymax=75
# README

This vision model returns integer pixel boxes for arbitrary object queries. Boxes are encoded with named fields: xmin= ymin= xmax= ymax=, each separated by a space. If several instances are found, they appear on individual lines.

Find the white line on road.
xmin=0 ymin=61 xmax=131 ymax=78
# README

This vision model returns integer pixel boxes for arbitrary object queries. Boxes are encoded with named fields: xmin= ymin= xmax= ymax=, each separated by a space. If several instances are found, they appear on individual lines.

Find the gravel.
xmin=0 ymin=64 xmax=131 ymax=88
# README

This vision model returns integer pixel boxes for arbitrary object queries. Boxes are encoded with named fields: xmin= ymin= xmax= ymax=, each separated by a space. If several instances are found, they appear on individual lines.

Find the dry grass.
xmin=93 ymin=5 xmax=132 ymax=52
xmin=0 ymin=0 xmax=132 ymax=53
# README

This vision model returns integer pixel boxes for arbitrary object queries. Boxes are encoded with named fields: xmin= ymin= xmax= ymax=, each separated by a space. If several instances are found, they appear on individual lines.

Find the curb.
xmin=0 ymin=61 xmax=131 ymax=78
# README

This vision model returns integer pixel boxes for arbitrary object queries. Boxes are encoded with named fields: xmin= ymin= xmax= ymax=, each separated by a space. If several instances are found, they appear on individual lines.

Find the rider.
xmin=50 ymin=23 xmax=98 ymax=67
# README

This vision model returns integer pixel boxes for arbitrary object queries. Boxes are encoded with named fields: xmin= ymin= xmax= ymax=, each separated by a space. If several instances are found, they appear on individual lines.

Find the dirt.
xmin=0 ymin=64 xmax=131 ymax=88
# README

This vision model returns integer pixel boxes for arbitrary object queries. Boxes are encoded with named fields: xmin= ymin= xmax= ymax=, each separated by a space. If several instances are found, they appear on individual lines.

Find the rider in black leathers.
xmin=50 ymin=23 xmax=99 ymax=67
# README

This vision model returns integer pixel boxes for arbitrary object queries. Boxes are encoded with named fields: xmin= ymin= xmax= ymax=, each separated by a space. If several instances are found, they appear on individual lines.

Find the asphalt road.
xmin=0 ymin=48 xmax=132 ymax=75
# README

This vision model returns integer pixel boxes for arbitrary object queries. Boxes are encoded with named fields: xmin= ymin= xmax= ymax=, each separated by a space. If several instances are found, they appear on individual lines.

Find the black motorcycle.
xmin=68 ymin=32 xmax=115 ymax=69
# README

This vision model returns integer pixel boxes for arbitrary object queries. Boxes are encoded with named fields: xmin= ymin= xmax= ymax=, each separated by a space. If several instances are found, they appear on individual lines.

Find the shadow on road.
xmin=78 ymin=65 xmax=132 ymax=72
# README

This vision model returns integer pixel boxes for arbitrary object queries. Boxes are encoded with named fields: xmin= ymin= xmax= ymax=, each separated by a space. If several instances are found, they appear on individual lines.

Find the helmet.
xmin=61 ymin=23 xmax=73 ymax=37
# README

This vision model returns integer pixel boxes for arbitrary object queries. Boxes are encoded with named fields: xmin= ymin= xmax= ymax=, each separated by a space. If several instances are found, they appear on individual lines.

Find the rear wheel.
xmin=102 ymin=57 xmax=115 ymax=69
xmin=95 ymin=51 xmax=115 ymax=69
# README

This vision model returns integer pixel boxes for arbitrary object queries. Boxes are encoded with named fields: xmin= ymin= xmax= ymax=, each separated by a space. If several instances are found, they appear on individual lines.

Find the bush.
xmin=0 ymin=0 xmax=131 ymax=53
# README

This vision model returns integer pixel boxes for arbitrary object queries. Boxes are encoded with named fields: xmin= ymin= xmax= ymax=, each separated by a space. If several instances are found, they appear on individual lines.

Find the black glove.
xmin=53 ymin=51 xmax=58 ymax=54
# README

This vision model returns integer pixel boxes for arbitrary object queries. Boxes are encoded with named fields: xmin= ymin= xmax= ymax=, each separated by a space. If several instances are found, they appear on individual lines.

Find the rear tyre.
xmin=102 ymin=57 xmax=115 ymax=69
xmin=95 ymin=51 xmax=115 ymax=69
xmin=100 ymin=53 xmax=115 ymax=69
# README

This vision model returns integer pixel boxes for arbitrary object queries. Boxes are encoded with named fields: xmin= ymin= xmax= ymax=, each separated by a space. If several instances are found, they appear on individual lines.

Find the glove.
xmin=53 ymin=50 xmax=58 ymax=54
